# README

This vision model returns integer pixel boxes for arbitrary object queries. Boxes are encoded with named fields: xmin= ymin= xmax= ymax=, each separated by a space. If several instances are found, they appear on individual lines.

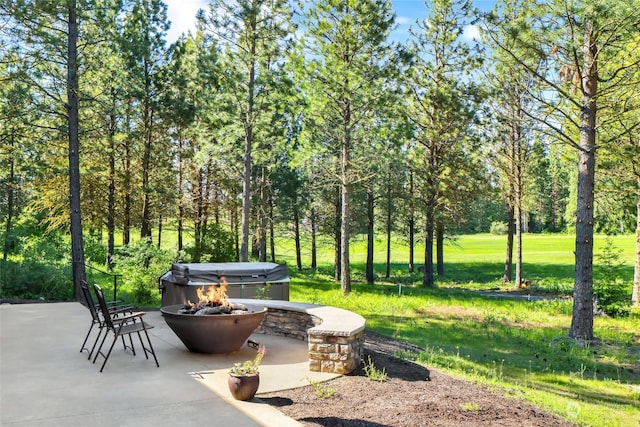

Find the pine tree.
xmin=485 ymin=0 xmax=640 ymax=339
xmin=198 ymin=0 xmax=295 ymax=262
xmin=406 ymin=0 xmax=483 ymax=286
xmin=119 ymin=0 xmax=169 ymax=242
xmin=296 ymin=0 xmax=401 ymax=294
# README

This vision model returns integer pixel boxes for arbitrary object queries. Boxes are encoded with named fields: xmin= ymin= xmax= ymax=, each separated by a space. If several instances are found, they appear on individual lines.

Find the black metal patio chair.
xmin=79 ymin=280 xmax=133 ymax=360
xmin=79 ymin=280 xmax=103 ymax=358
xmin=92 ymin=284 xmax=159 ymax=372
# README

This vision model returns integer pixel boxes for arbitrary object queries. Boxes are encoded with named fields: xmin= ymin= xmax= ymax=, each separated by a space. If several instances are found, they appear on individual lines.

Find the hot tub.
xmin=159 ymin=262 xmax=290 ymax=306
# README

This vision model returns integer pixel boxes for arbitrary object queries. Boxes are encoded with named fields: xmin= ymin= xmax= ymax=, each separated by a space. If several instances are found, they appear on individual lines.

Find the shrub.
xmin=490 ymin=221 xmax=508 ymax=235
xmin=0 ymin=232 xmax=72 ymax=301
xmin=111 ymin=240 xmax=178 ymax=306
xmin=186 ymin=224 xmax=235 ymax=263
xmin=19 ymin=231 xmax=67 ymax=262
xmin=83 ymin=233 xmax=107 ymax=265
xmin=594 ymin=237 xmax=631 ymax=317
xmin=0 ymin=259 xmax=72 ymax=301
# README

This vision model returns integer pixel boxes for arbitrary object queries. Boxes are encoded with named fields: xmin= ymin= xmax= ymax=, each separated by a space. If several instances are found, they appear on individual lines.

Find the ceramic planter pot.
xmin=228 ymin=373 xmax=260 ymax=401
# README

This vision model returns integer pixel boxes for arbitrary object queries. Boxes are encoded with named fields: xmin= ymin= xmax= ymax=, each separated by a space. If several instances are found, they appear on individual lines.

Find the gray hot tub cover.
xmin=160 ymin=262 xmax=290 ymax=286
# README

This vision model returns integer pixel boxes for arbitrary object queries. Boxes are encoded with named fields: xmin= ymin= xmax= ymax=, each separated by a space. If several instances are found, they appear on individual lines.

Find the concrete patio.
xmin=0 ymin=302 xmax=339 ymax=426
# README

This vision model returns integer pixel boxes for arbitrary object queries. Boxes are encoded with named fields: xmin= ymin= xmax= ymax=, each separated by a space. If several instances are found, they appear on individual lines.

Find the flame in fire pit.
xmin=179 ymin=278 xmax=249 ymax=315
xmin=189 ymin=279 xmax=228 ymax=309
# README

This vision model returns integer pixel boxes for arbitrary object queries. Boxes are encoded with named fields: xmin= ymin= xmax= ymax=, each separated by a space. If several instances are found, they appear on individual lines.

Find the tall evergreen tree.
xmin=0 ymin=60 xmax=36 ymax=261
xmin=486 ymin=0 xmax=640 ymax=340
xmin=198 ymin=0 xmax=295 ymax=262
xmin=297 ymin=0 xmax=400 ymax=294
xmin=483 ymin=0 xmax=539 ymax=287
xmin=0 ymin=0 xmax=92 ymax=299
xmin=120 ymin=0 xmax=169 ymax=242
xmin=406 ymin=0 xmax=483 ymax=286
xmin=162 ymin=31 xmax=217 ymax=252
xmin=596 ymin=36 xmax=640 ymax=307
xmin=80 ymin=1 xmax=129 ymax=268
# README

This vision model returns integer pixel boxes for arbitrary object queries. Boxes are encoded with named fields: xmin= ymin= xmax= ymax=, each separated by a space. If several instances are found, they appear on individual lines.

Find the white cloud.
xmin=396 ymin=15 xmax=411 ymax=25
xmin=462 ymin=24 xmax=481 ymax=41
xmin=165 ymin=0 xmax=208 ymax=43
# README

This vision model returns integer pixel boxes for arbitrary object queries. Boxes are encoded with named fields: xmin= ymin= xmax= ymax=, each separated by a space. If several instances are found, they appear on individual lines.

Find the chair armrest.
xmin=112 ymin=312 xmax=146 ymax=323
xmin=105 ymin=306 xmax=133 ymax=314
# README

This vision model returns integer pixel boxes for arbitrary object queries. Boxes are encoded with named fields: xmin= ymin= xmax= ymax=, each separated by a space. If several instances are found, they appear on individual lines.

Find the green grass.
xmin=288 ymin=276 xmax=639 ymax=426
xmin=278 ymin=233 xmax=639 ymax=427
xmin=275 ymin=233 xmax=634 ymax=291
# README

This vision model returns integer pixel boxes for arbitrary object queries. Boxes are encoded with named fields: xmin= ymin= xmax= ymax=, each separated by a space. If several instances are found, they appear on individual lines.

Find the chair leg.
xmin=136 ymin=332 xmax=148 ymax=359
xmin=98 ymin=334 xmax=119 ymax=373
xmin=128 ymin=334 xmax=136 ymax=356
xmin=80 ymin=322 xmax=96 ymax=354
xmin=88 ymin=327 xmax=104 ymax=360
xmin=92 ymin=329 xmax=110 ymax=365
xmin=142 ymin=328 xmax=159 ymax=367
xmin=121 ymin=335 xmax=129 ymax=350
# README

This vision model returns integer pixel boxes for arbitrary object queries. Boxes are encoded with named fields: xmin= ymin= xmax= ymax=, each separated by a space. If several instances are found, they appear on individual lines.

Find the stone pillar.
xmin=308 ymin=330 xmax=364 ymax=374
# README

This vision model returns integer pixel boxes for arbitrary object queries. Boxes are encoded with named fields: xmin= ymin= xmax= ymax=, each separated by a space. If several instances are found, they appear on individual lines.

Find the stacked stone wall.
xmin=256 ymin=308 xmax=320 ymax=341
xmin=251 ymin=304 xmax=365 ymax=374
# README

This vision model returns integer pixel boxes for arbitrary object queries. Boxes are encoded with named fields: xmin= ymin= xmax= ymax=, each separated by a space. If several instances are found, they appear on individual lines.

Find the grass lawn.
xmin=275 ymin=233 xmax=639 ymax=427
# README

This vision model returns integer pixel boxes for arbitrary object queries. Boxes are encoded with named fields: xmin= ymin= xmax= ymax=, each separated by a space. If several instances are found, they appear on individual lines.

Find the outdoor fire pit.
xmin=160 ymin=283 xmax=267 ymax=354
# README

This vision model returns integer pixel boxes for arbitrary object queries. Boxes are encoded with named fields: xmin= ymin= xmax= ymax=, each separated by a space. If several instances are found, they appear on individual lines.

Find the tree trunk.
xmin=436 ymin=221 xmax=444 ymax=276
xmin=515 ymin=153 xmax=523 ymax=289
xmin=240 ymin=127 xmax=252 ymax=262
xmin=140 ymin=105 xmax=153 ymax=241
xmin=157 ymin=215 xmax=162 ymax=248
xmin=569 ymin=21 xmax=596 ymax=341
xmin=515 ymin=192 xmax=523 ymax=288
xmin=503 ymin=157 xmax=515 ymax=283
xmin=340 ymin=107 xmax=351 ymax=295
xmin=311 ymin=205 xmax=317 ymax=270
xmin=258 ymin=165 xmax=268 ymax=262
xmin=240 ymin=54 xmax=256 ymax=262
xmin=334 ymin=190 xmax=341 ymax=281
xmin=194 ymin=167 xmax=205 ymax=257
xmin=632 ymin=178 xmax=640 ymax=307
xmin=423 ymin=205 xmax=435 ymax=287
xmin=202 ymin=158 xmax=213 ymax=235
xmin=251 ymin=235 xmax=259 ymax=259
xmin=213 ymin=170 xmax=220 ymax=225
xmin=366 ymin=191 xmax=374 ymax=284
xmin=408 ymin=170 xmax=415 ymax=273
xmin=122 ymin=101 xmax=132 ymax=246
xmin=293 ymin=199 xmax=302 ymax=270
xmin=269 ymin=191 xmax=275 ymax=263
xmin=106 ymin=90 xmax=116 ymax=269
xmin=232 ymin=201 xmax=240 ymax=261
xmin=385 ymin=174 xmax=392 ymax=279
xmin=3 ymin=134 xmax=14 ymax=261
xmin=67 ymin=0 xmax=85 ymax=301
xmin=177 ymin=134 xmax=184 ymax=251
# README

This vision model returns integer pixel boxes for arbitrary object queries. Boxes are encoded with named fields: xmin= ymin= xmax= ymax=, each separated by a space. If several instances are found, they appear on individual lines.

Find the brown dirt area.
xmin=259 ymin=331 xmax=575 ymax=427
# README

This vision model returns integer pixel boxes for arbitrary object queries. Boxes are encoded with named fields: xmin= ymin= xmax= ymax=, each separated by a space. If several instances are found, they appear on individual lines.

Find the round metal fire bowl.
xmin=160 ymin=303 xmax=267 ymax=354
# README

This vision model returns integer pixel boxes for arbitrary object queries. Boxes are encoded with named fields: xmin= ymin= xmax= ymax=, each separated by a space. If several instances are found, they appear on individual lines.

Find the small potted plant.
xmin=228 ymin=344 xmax=266 ymax=401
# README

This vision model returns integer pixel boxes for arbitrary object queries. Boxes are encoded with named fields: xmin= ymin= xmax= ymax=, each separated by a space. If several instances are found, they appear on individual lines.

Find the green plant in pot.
xmin=228 ymin=344 xmax=266 ymax=401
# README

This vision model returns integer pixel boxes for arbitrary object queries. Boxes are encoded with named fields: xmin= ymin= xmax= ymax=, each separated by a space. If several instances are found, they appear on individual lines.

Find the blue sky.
xmin=389 ymin=0 xmax=496 ymax=43
xmin=164 ymin=0 xmax=496 ymax=44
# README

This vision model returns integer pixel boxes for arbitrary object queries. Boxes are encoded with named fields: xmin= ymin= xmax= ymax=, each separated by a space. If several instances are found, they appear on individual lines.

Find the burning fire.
xmin=189 ymin=278 xmax=229 ymax=308
xmin=180 ymin=277 xmax=249 ymax=315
